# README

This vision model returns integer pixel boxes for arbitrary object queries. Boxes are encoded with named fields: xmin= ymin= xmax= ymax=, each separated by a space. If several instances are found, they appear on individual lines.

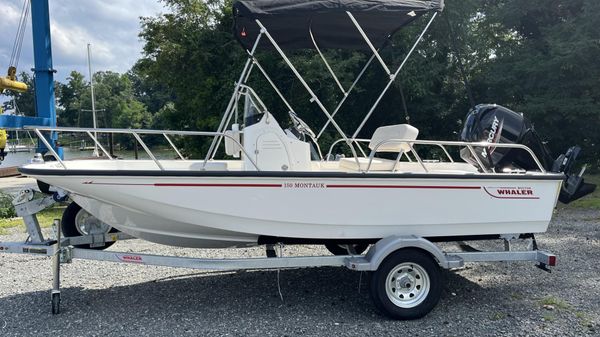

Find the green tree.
xmin=133 ymin=0 xmax=248 ymax=155
xmin=133 ymin=0 xmax=600 ymax=166
xmin=2 ymin=71 xmax=36 ymax=116
xmin=58 ymin=71 xmax=151 ymax=129
xmin=472 ymin=0 xmax=600 ymax=165
xmin=57 ymin=71 xmax=87 ymax=126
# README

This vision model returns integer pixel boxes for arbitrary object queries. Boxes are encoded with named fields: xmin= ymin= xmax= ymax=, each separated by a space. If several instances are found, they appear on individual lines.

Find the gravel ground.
xmin=0 ymin=204 xmax=599 ymax=336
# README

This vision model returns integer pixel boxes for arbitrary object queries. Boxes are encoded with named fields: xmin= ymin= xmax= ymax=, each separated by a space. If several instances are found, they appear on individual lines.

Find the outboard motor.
xmin=459 ymin=104 xmax=596 ymax=204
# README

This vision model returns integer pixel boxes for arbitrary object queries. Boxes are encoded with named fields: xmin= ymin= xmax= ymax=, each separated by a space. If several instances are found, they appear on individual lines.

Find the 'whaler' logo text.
xmin=484 ymin=186 xmax=539 ymax=199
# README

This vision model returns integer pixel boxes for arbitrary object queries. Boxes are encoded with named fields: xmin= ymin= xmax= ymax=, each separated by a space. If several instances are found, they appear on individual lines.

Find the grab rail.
xmin=327 ymin=138 xmax=454 ymax=164
xmin=327 ymin=137 xmax=547 ymax=174
xmin=26 ymin=126 xmax=260 ymax=171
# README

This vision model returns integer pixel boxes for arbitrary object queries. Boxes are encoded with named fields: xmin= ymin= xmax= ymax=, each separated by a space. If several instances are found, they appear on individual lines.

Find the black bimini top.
xmin=233 ymin=0 xmax=444 ymax=51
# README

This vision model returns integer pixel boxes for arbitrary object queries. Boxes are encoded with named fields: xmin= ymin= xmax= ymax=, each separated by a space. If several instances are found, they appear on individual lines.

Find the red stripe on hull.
xmin=84 ymin=182 xmax=482 ymax=190
xmin=154 ymin=183 xmax=282 ymax=188
xmin=327 ymin=185 xmax=481 ymax=190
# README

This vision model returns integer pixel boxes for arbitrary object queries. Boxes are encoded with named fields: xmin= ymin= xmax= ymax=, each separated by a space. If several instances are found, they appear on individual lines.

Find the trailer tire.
xmin=61 ymin=202 xmax=117 ymax=250
xmin=37 ymin=180 xmax=52 ymax=195
xmin=325 ymin=243 xmax=369 ymax=256
xmin=369 ymin=248 xmax=442 ymax=320
xmin=37 ymin=155 xmax=57 ymax=195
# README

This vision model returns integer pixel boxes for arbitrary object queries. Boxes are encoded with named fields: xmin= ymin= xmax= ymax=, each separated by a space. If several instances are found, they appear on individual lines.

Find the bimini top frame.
xmin=206 ymin=1 xmax=443 ymax=166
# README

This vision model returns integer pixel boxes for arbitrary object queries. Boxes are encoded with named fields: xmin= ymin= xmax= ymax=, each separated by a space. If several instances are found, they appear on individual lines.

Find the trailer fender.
xmin=345 ymin=235 xmax=463 ymax=271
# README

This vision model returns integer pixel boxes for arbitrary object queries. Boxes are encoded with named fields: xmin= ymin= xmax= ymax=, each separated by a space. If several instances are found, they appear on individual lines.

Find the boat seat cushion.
xmin=339 ymin=157 xmax=398 ymax=171
xmin=369 ymin=124 xmax=419 ymax=153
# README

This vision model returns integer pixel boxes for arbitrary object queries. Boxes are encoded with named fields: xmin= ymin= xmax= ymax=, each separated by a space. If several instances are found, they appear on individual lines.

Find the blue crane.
xmin=0 ymin=0 xmax=61 ymax=158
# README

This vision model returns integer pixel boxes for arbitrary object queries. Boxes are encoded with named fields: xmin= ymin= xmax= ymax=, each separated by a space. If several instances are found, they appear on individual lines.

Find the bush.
xmin=0 ymin=193 xmax=16 ymax=219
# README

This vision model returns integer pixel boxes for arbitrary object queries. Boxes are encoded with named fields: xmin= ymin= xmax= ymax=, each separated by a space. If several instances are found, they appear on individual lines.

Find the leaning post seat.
xmin=339 ymin=124 xmax=419 ymax=171
xmin=368 ymin=124 xmax=419 ymax=153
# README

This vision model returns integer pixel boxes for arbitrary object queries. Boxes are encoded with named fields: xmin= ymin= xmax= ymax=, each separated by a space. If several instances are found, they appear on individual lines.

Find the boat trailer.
xmin=0 ymin=189 xmax=557 ymax=319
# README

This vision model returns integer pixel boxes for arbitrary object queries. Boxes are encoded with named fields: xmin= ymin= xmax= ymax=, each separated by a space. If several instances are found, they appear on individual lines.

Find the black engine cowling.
xmin=459 ymin=104 xmax=595 ymax=203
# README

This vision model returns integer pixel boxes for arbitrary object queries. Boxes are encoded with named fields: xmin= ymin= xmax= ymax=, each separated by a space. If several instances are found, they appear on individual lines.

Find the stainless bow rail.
xmin=25 ymin=126 xmax=260 ymax=171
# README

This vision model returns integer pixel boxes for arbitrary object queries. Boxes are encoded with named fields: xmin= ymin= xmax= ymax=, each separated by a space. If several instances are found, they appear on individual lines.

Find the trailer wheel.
xmin=325 ymin=243 xmax=369 ymax=256
xmin=37 ymin=180 xmax=52 ymax=195
xmin=61 ymin=202 xmax=117 ymax=250
xmin=369 ymin=248 xmax=442 ymax=320
xmin=38 ymin=155 xmax=58 ymax=194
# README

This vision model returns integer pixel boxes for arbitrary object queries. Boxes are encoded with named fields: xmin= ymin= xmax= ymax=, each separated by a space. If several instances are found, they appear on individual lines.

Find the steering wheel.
xmin=288 ymin=111 xmax=317 ymax=140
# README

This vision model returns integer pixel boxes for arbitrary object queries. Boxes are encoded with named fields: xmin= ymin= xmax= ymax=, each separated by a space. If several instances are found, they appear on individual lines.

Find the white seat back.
xmin=368 ymin=124 xmax=419 ymax=153
xmin=224 ymin=124 xmax=241 ymax=158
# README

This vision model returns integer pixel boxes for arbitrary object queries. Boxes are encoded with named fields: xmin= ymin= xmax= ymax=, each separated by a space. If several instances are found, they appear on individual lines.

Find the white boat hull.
xmin=22 ymin=163 xmax=562 ymax=248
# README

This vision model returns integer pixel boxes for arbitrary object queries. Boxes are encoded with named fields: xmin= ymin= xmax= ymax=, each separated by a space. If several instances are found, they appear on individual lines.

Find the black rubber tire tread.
xmin=369 ymin=248 xmax=443 ymax=320
xmin=325 ymin=243 xmax=369 ymax=256
xmin=61 ymin=202 xmax=117 ymax=250
xmin=37 ymin=155 xmax=57 ymax=195
xmin=37 ymin=180 xmax=52 ymax=195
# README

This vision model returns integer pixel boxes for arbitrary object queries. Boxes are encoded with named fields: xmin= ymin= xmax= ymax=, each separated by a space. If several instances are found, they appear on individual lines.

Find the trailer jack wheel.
xmin=369 ymin=248 xmax=442 ymax=320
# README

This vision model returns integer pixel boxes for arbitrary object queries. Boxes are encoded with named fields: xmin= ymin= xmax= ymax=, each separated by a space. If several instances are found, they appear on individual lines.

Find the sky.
xmin=0 ymin=0 xmax=167 ymax=84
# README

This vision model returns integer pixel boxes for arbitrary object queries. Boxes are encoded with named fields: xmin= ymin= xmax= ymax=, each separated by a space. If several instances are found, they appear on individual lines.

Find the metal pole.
xmin=163 ymin=133 xmax=185 ymax=160
xmin=205 ymin=33 xmax=263 ymax=163
xmin=316 ymin=53 xmax=377 ymax=139
xmin=309 ymin=26 xmax=346 ymax=94
xmin=346 ymin=11 xmax=391 ymax=76
xmin=352 ymin=12 xmax=438 ymax=139
xmin=33 ymin=128 xmax=67 ymax=169
xmin=251 ymin=58 xmax=297 ymax=116
xmin=87 ymin=43 xmax=99 ymax=157
xmin=31 ymin=0 xmax=59 ymax=156
xmin=84 ymin=131 xmax=112 ymax=159
xmin=132 ymin=132 xmax=164 ymax=171
xmin=256 ymin=20 xmax=361 ymax=163
xmin=51 ymin=219 xmax=61 ymax=314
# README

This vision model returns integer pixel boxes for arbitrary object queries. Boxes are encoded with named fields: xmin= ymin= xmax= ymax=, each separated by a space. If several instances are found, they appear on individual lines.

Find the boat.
xmin=8 ymin=143 xmax=34 ymax=153
xmin=5 ymin=129 xmax=36 ymax=153
xmin=18 ymin=0 xmax=595 ymax=250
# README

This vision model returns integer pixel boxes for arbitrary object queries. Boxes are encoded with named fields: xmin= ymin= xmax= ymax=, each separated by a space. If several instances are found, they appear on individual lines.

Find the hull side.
xmin=71 ymin=194 xmax=258 ymax=248
xmin=29 ymin=172 xmax=562 ymax=248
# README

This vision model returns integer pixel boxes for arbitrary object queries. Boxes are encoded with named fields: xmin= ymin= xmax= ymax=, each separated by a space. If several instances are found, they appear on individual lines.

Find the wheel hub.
xmin=74 ymin=209 xmax=111 ymax=236
xmin=385 ymin=262 xmax=430 ymax=308
xmin=396 ymin=274 xmax=414 ymax=290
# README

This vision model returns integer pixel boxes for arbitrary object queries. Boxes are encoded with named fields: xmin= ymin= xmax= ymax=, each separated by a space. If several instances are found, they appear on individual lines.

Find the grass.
xmin=0 ymin=205 xmax=66 ymax=235
xmin=566 ymin=174 xmax=600 ymax=209
xmin=575 ymin=311 xmax=594 ymax=328
xmin=539 ymin=296 xmax=572 ymax=311
xmin=510 ymin=292 xmax=522 ymax=300
xmin=490 ymin=312 xmax=506 ymax=321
